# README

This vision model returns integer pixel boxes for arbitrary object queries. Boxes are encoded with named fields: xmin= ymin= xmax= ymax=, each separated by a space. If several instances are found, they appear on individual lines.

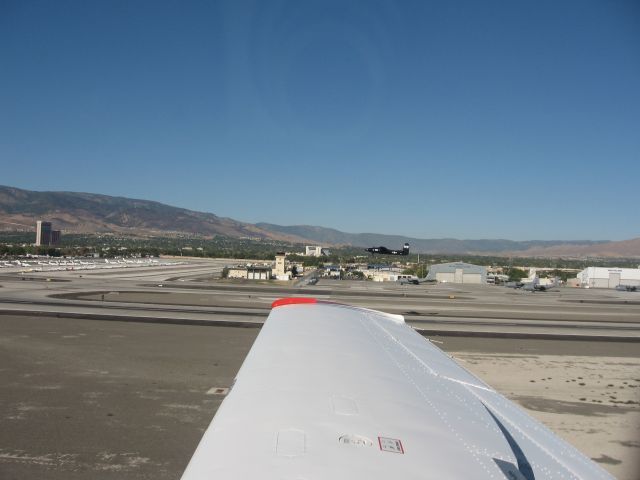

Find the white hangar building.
xmin=426 ymin=262 xmax=487 ymax=284
xmin=577 ymin=267 xmax=640 ymax=289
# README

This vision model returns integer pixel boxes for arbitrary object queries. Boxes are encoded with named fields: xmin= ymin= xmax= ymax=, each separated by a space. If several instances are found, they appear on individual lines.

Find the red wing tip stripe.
xmin=271 ymin=297 xmax=318 ymax=308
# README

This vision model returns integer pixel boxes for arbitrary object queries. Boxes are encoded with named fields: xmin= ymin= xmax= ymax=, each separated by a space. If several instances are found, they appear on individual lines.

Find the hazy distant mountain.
xmin=1 ymin=185 xmax=637 ymax=257
xmin=255 ymin=223 xmax=618 ymax=256
xmin=505 ymin=238 xmax=640 ymax=258
xmin=0 ymin=185 xmax=305 ymax=243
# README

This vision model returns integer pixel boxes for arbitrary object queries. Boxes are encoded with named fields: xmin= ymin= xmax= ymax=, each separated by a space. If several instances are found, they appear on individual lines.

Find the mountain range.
xmin=1 ymin=185 xmax=638 ymax=257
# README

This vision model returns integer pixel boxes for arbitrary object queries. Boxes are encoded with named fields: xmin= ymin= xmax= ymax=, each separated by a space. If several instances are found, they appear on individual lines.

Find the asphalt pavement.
xmin=0 ymin=259 xmax=639 ymax=479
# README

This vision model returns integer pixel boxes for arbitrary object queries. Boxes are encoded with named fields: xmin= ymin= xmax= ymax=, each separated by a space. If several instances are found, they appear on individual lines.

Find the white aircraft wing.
xmin=181 ymin=298 xmax=613 ymax=480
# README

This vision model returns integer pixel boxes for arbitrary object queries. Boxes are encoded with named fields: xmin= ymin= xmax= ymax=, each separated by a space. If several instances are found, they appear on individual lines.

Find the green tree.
xmin=504 ymin=267 xmax=528 ymax=281
xmin=402 ymin=264 xmax=428 ymax=278
xmin=546 ymin=269 xmax=577 ymax=282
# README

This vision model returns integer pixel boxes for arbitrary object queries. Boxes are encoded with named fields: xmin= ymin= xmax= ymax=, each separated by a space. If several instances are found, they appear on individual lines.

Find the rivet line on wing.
xmin=478 ymin=394 xmax=612 ymax=478
xmin=359 ymin=314 xmax=496 ymax=477
xmin=469 ymin=393 xmax=596 ymax=480
xmin=368 ymin=314 xmax=495 ymax=393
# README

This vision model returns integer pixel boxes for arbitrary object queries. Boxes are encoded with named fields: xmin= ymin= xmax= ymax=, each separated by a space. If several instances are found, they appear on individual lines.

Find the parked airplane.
xmin=522 ymin=269 xmax=560 ymax=291
xmin=397 ymin=275 xmax=419 ymax=284
xmin=398 ymin=275 xmax=430 ymax=285
xmin=506 ymin=268 xmax=559 ymax=292
xmin=522 ymin=276 xmax=560 ymax=291
xmin=366 ymin=243 xmax=410 ymax=255
xmin=181 ymin=299 xmax=613 ymax=479
xmin=615 ymin=284 xmax=638 ymax=292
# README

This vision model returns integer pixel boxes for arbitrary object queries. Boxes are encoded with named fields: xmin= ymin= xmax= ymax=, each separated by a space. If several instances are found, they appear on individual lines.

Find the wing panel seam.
xmin=359 ymin=313 xmax=500 ymax=479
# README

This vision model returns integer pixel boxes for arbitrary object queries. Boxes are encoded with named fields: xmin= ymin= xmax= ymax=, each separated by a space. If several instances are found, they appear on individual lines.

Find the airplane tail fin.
xmin=403 ymin=243 xmax=410 ymax=255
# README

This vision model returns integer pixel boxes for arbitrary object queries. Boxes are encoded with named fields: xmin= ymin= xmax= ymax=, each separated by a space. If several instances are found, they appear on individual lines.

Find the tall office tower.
xmin=36 ymin=221 xmax=52 ymax=246
xmin=50 ymin=230 xmax=61 ymax=245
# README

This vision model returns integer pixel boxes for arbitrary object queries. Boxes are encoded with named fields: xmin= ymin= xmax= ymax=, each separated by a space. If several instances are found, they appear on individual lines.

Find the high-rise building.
xmin=50 ymin=230 xmax=61 ymax=245
xmin=36 ymin=221 xmax=52 ymax=246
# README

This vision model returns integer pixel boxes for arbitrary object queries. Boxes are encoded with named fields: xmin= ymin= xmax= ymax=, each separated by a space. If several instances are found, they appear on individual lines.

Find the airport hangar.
xmin=425 ymin=262 xmax=487 ymax=284
xmin=577 ymin=267 xmax=640 ymax=288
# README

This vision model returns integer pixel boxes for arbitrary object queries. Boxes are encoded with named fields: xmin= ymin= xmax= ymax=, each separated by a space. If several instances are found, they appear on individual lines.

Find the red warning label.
xmin=378 ymin=436 xmax=404 ymax=454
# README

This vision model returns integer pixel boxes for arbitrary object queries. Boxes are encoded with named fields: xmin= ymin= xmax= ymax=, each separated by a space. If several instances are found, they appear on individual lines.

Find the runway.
xmin=1 ymin=259 xmax=639 ymax=339
xmin=1 ymin=258 xmax=639 ymax=479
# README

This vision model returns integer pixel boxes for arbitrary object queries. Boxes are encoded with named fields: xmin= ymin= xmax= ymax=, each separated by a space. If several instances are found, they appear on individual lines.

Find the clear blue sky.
xmin=1 ymin=0 xmax=638 ymax=240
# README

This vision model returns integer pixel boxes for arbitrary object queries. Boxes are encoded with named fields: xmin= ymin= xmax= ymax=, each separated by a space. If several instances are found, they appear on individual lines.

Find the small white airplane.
xmin=181 ymin=298 xmax=613 ymax=479
xmin=521 ymin=269 xmax=560 ymax=292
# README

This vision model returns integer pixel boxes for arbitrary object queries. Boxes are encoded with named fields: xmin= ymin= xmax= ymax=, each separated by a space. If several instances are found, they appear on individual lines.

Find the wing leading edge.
xmin=181 ymin=299 xmax=613 ymax=480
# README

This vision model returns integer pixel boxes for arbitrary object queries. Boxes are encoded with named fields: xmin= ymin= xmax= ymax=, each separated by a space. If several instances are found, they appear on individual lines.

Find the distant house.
xmin=322 ymin=265 xmax=341 ymax=278
xmin=577 ymin=267 xmax=640 ymax=289
xmin=305 ymin=245 xmax=322 ymax=256
xmin=426 ymin=262 xmax=487 ymax=284
xmin=227 ymin=267 xmax=246 ymax=279
xmin=362 ymin=264 xmax=405 ymax=282
xmin=248 ymin=266 xmax=273 ymax=280
xmin=486 ymin=273 xmax=509 ymax=284
xmin=227 ymin=265 xmax=272 ymax=280
xmin=305 ymin=245 xmax=329 ymax=257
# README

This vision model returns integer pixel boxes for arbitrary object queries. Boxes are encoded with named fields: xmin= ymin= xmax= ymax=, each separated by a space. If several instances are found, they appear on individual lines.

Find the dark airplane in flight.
xmin=366 ymin=243 xmax=410 ymax=255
